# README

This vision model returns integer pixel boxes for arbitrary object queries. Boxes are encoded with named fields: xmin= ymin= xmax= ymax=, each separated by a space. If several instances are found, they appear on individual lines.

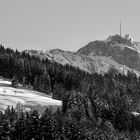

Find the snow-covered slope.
xmin=0 ymin=78 xmax=62 ymax=114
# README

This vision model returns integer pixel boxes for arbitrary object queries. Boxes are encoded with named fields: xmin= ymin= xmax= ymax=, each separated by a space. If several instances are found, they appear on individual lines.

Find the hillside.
xmin=1 ymin=38 xmax=140 ymax=139
xmin=0 ymin=77 xmax=61 ymax=114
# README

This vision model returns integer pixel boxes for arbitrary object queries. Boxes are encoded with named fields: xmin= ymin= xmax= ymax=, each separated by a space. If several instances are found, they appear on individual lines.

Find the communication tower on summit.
xmin=120 ymin=20 xmax=122 ymax=37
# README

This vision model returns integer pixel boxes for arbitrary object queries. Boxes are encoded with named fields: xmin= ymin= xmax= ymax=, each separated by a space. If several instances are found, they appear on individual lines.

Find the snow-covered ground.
xmin=0 ymin=78 xmax=62 ymax=114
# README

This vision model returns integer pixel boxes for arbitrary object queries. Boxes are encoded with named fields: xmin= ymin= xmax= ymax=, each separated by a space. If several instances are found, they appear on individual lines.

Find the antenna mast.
xmin=120 ymin=20 xmax=122 ymax=37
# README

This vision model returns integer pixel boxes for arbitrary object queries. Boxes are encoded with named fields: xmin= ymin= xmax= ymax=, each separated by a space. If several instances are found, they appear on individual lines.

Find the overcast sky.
xmin=0 ymin=0 xmax=140 ymax=51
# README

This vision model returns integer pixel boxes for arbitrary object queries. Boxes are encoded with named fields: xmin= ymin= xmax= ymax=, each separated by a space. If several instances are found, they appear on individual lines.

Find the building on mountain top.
xmin=124 ymin=34 xmax=134 ymax=43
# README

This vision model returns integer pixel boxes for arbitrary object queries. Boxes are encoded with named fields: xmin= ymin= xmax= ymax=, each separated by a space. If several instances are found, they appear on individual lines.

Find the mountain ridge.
xmin=23 ymin=35 xmax=140 ymax=75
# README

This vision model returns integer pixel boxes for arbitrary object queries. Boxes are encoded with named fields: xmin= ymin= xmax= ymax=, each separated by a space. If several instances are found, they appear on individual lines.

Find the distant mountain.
xmin=23 ymin=34 xmax=140 ymax=75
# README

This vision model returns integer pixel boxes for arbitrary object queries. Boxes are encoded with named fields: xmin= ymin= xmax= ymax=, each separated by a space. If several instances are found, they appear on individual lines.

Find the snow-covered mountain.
xmin=23 ymin=35 xmax=140 ymax=75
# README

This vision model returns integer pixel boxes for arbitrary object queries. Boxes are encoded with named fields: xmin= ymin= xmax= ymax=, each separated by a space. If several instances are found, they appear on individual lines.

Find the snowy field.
xmin=0 ymin=77 xmax=62 ymax=114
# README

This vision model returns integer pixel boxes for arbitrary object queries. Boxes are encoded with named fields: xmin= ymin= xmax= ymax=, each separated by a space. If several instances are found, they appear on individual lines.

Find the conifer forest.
xmin=1 ymin=45 xmax=140 ymax=139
